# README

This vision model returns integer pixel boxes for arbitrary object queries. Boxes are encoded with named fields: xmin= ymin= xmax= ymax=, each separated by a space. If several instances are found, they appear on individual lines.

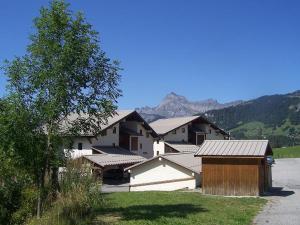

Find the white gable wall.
xmin=94 ymin=124 xmax=119 ymax=146
xmin=163 ymin=124 xmax=188 ymax=142
xmin=66 ymin=137 xmax=94 ymax=158
xmin=66 ymin=124 xmax=120 ymax=159
xmin=129 ymin=158 xmax=199 ymax=191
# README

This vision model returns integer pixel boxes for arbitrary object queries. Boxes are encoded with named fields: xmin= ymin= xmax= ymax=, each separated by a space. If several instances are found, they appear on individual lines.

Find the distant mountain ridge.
xmin=204 ymin=90 xmax=300 ymax=147
xmin=137 ymin=90 xmax=300 ymax=147
xmin=136 ymin=92 xmax=242 ymax=122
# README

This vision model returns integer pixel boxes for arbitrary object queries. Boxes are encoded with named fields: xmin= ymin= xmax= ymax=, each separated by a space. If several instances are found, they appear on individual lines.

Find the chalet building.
xmin=67 ymin=110 xmax=157 ymax=159
xmin=194 ymin=140 xmax=273 ymax=196
xmin=150 ymin=116 xmax=229 ymax=155
xmin=62 ymin=110 xmax=158 ymax=181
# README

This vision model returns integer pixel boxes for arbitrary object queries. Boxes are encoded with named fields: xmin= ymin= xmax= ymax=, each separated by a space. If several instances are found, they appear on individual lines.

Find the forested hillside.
xmin=205 ymin=91 xmax=300 ymax=147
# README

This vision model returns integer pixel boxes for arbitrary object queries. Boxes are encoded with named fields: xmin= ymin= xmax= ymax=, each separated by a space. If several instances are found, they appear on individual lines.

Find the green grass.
xmin=93 ymin=192 xmax=265 ymax=225
xmin=273 ymin=145 xmax=300 ymax=158
xmin=28 ymin=192 xmax=266 ymax=225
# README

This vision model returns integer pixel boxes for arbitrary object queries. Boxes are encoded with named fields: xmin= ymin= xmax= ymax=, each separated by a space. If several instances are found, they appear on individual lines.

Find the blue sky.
xmin=0 ymin=0 xmax=299 ymax=109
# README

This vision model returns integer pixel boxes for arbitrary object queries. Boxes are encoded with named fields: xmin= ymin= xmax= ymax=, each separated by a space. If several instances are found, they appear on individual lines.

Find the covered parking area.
xmin=83 ymin=152 xmax=146 ymax=184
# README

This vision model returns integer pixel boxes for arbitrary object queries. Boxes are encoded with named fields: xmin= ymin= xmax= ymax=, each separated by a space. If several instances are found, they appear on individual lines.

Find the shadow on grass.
xmin=263 ymin=187 xmax=295 ymax=197
xmin=96 ymin=203 xmax=207 ymax=221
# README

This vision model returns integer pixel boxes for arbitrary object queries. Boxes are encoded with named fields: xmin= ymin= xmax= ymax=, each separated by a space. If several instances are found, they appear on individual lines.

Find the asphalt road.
xmin=253 ymin=158 xmax=300 ymax=225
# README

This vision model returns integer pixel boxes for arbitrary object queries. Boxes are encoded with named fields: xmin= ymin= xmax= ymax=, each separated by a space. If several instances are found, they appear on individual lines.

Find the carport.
xmin=83 ymin=151 xmax=146 ymax=184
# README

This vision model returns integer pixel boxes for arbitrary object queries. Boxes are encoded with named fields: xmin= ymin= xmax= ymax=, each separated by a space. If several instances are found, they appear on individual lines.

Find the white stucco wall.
xmin=66 ymin=124 xmax=119 ymax=159
xmin=93 ymin=124 xmax=119 ymax=146
xmin=66 ymin=137 xmax=94 ymax=159
xmin=136 ymin=124 xmax=154 ymax=158
xmin=163 ymin=124 xmax=188 ymax=142
xmin=206 ymin=127 xmax=226 ymax=140
xmin=129 ymin=157 xmax=199 ymax=191
xmin=153 ymin=140 xmax=165 ymax=156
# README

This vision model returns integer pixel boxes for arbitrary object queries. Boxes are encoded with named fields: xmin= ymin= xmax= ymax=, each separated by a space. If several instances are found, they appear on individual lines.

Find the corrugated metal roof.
xmin=126 ymin=153 xmax=201 ymax=174
xmin=165 ymin=142 xmax=200 ymax=153
xmin=194 ymin=140 xmax=272 ymax=157
xmin=83 ymin=152 xmax=146 ymax=167
xmin=150 ymin=116 xmax=200 ymax=135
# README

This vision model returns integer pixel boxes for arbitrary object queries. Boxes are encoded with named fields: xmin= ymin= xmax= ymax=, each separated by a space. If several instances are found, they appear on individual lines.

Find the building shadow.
xmin=263 ymin=187 xmax=295 ymax=197
xmin=98 ymin=203 xmax=207 ymax=221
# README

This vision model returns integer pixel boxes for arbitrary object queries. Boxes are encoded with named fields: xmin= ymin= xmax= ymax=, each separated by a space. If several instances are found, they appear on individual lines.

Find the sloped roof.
xmin=194 ymin=140 xmax=273 ymax=157
xmin=126 ymin=152 xmax=201 ymax=174
xmin=165 ymin=142 xmax=200 ymax=153
xmin=150 ymin=116 xmax=200 ymax=135
xmin=92 ymin=146 xmax=138 ymax=155
xmin=83 ymin=148 xmax=146 ymax=168
xmin=150 ymin=115 xmax=228 ymax=136
xmin=63 ymin=110 xmax=157 ymax=137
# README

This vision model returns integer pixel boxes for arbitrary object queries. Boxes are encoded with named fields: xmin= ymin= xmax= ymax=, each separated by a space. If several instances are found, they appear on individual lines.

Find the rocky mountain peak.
xmin=137 ymin=92 xmax=243 ymax=122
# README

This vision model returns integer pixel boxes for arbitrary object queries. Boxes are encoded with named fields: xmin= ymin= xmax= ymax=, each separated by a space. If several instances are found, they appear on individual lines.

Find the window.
xmin=112 ymin=143 xmax=116 ymax=147
xmin=140 ymin=143 xmax=143 ymax=149
xmin=156 ymin=151 xmax=159 ymax=156
xmin=113 ymin=127 xmax=117 ymax=134
xmin=146 ymin=133 xmax=150 ymax=138
xmin=140 ymin=129 xmax=143 ymax=135
xmin=78 ymin=143 xmax=83 ymax=150
xmin=209 ymin=129 xmax=212 ymax=134
xmin=172 ymin=130 xmax=177 ymax=134
xmin=101 ymin=129 xmax=107 ymax=136
xmin=156 ymin=140 xmax=159 ymax=144
xmin=182 ymin=127 xmax=185 ymax=133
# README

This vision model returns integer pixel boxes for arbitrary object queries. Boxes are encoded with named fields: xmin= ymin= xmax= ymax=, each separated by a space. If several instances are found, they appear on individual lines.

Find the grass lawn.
xmin=273 ymin=145 xmax=300 ymax=158
xmin=92 ymin=192 xmax=266 ymax=225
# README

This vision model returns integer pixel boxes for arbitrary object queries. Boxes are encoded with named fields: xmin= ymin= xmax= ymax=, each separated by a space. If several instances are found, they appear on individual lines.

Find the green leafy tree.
xmin=4 ymin=0 xmax=121 ymax=217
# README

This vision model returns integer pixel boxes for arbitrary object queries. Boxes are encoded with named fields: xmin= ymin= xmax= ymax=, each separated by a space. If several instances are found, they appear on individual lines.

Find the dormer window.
xmin=78 ymin=143 xmax=83 ymax=150
xmin=113 ymin=127 xmax=117 ymax=134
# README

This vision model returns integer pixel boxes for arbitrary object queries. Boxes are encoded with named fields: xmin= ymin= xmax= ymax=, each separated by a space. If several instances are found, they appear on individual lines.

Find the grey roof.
xmin=62 ymin=110 xmax=158 ymax=137
xmin=63 ymin=110 xmax=134 ymax=135
xmin=150 ymin=115 xmax=228 ymax=136
xmin=194 ymin=140 xmax=273 ymax=157
xmin=126 ymin=152 xmax=202 ymax=174
xmin=92 ymin=146 xmax=138 ymax=155
xmin=83 ymin=148 xmax=146 ymax=167
xmin=165 ymin=142 xmax=200 ymax=153
xmin=150 ymin=116 xmax=200 ymax=135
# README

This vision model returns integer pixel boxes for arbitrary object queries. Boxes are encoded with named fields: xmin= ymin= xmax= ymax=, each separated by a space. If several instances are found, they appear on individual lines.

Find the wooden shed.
xmin=194 ymin=140 xmax=273 ymax=196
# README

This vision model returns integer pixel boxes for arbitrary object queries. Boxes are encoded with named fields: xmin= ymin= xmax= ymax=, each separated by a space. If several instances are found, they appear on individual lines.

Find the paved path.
xmin=101 ymin=183 xmax=129 ymax=193
xmin=253 ymin=158 xmax=300 ymax=225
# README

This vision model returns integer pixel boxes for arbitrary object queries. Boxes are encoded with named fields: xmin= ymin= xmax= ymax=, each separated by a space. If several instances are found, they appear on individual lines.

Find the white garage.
xmin=125 ymin=153 xmax=201 ymax=191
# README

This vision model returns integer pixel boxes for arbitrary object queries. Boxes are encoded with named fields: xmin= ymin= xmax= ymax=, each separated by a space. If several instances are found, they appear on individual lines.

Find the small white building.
xmin=125 ymin=153 xmax=201 ymax=191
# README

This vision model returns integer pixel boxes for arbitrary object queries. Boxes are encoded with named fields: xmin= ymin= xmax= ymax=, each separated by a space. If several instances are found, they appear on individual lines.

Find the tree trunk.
xmin=51 ymin=166 xmax=59 ymax=199
xmin=37 ymin=169 xmax=45 ymax=218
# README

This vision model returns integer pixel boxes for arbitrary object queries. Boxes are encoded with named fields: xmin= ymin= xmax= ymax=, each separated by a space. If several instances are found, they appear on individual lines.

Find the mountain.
xmin=204 ymin=90 xmax=300 ymax=147
xmin=137 ymin=92 xmax=242 ymax=122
